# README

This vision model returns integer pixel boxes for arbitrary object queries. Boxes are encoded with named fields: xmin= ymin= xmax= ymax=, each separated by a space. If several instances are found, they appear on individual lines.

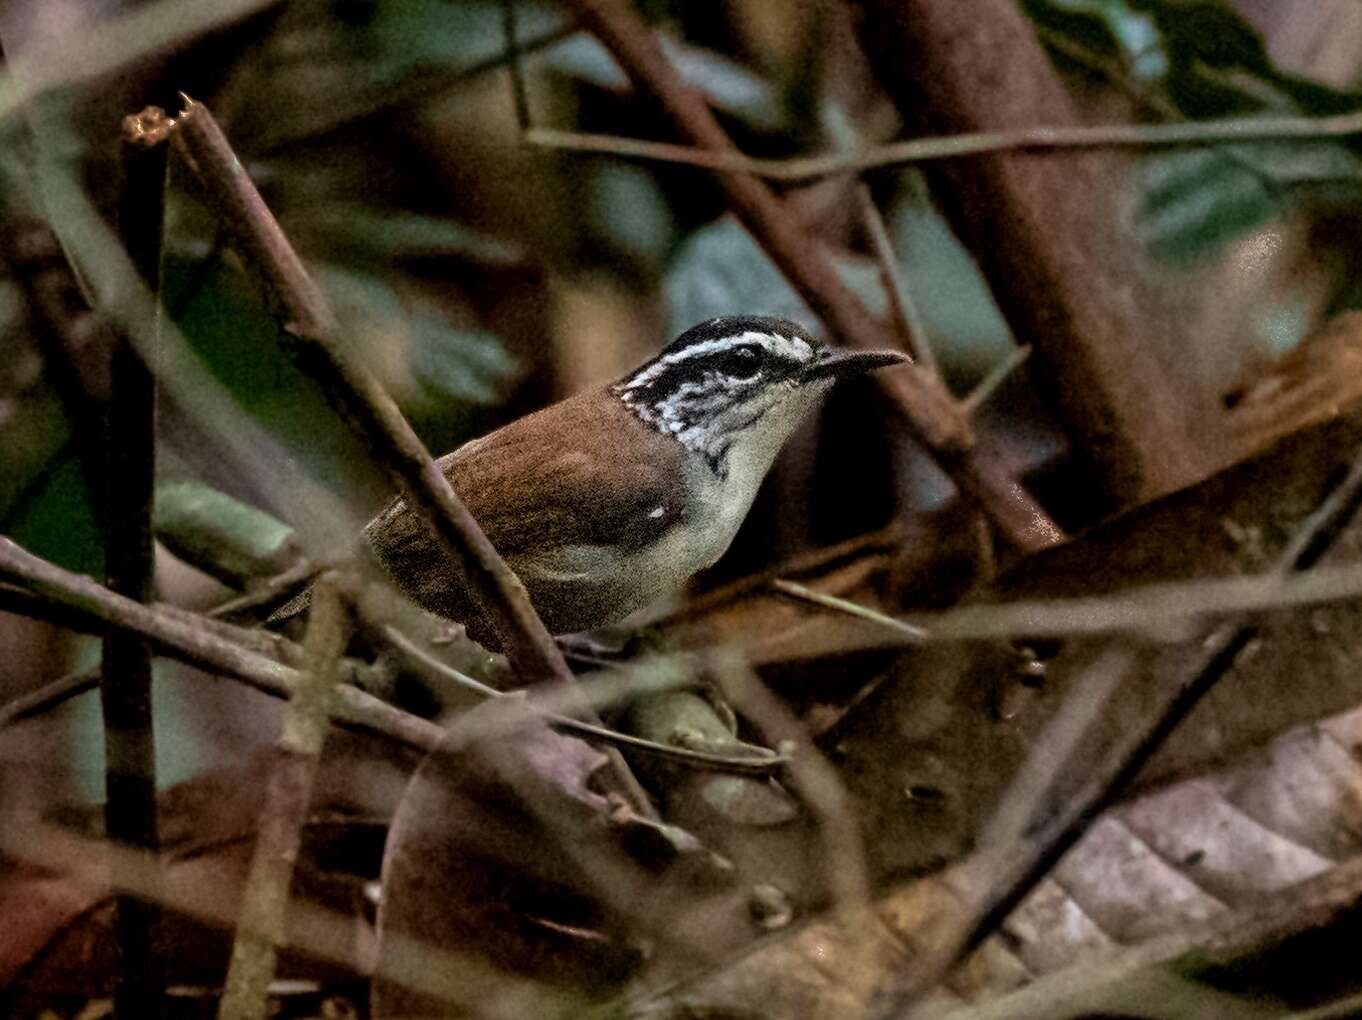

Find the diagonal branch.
xmin=217 ymin=575 xmax=351 ymax=1020
xmin=565 ymin=0 xmax=1063 ymax=553
xmin=0 ymin=536 xmax=444 ymax=752
xmin=169 ymin=96 xmax=653 ymax=815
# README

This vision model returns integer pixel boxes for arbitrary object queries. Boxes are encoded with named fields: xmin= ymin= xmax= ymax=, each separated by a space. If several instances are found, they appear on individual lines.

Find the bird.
xmin=331 ymin=316 xmax=905 ymax=648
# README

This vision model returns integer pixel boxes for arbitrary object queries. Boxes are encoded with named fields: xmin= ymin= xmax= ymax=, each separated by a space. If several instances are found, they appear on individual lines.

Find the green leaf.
xmin=407 ymin=316 xmax=519 ymax=408
xmin=666 ymin=206 xmax=1014 ymax=381
xmin=1137 ymin=142 xmax=1362 ymax=262
xmin=312 ymin=262 xmax=518 ymax=408
xmin=1026 ymin=0 xmax=1167 ymax=80
xmin=665 ymin=216 xmax=818 ymax=336
xmin=153 ymin=479 xmax=300 ymax=587
xmin=162 ymin=254 xmax=380 ymax=502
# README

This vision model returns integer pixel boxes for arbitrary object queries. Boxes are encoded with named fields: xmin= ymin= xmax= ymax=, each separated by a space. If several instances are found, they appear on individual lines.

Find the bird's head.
xmin=611 ymin=316 xmax=907 ymax=475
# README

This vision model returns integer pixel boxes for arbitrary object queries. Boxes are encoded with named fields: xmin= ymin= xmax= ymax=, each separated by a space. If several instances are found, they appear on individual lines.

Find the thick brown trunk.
xmin=853 ymin=0 xmax=1218 ymax=505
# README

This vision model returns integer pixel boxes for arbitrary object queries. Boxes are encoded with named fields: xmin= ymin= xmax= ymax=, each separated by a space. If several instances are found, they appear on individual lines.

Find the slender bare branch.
xmin=0 ymin=536 xmax=443 ymax=752
xmin=217 ymin=576 xmax=350 ymax=1020
xmin=524 ymin=107 xmax=1362 ymax=182
xmin=769 ymin=578 xmax=928 ymax=642
xmin=854 ymin=183 xmax=937 ymax=376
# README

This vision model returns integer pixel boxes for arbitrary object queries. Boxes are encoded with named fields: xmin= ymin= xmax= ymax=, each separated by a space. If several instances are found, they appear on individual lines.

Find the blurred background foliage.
xmin=2 ymin=0 xmax=1362 ymax=793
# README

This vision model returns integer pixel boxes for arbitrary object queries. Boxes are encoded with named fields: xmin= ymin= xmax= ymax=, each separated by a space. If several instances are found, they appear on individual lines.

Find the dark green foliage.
xmin=1027 ymin=0 xmax=1362 ymax=264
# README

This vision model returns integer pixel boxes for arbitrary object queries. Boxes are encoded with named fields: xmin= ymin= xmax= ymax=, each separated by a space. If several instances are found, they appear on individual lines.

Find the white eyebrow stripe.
xmin=618 ymin=330 xmax=814 ymax=392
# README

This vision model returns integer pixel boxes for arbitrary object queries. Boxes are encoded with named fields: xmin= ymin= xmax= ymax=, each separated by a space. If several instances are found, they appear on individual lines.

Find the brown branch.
xmin=217 ymin=575 xmax=350 ymax=1020
xmin=168 ymin=96 xmax=654 ymax=817
xmin=523 ymin=106 xmax=1362 ymax=181
xmin=1 ymin=537 xmax=777 ymax=775
xmin=565 ymin=0 xmax=1063 ymax=553
xmin=0 ymin=536 xmax=444 ymax=752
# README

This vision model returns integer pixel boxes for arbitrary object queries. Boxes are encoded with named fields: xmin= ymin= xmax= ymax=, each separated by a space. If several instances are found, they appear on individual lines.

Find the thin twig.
xmin=524 ymin=106 xmax=1362 ymax=183
xmin=207 ymin=559 xmax=318 ymax=622
xmin=1034 ymin=26 xmax=1286 ymax=196
xmin=217 ymin=575 xmax=350 ymax=1020
xmin=169 ymin=95 xmax=654 ymax=817
xmin=0 ymin=535 xmax=781 ymax=775
xmin=646 ymin=522 xmax=903 ymax=626
xmin=0 ymin=665 xmax=100 ymax=730
xmin=381 ymin=624 xmax=788 ymax=774
xmin=0 ymin=536 xmax=443 ymax=752
xmin=100 ymin=107 xmax=170 ymax=1020
xmin=854 ymin=183 xmax=936 ymax=375
xmin=769 ymin=578 xmax=928 ymax=642
xmin=565 ymin=0 xmax=1064 ymax=554
xmin=958 ymin=344 xmax=1032 ymax=416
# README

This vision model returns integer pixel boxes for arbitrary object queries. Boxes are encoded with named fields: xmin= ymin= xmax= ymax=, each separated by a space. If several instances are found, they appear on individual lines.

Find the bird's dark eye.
xmin=715 ymin=346 xmax=762 ymax=380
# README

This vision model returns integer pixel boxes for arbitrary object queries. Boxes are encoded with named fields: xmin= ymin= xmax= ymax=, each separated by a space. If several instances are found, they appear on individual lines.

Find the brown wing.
xmin=363 ymin=391 xmax=687 ymax=625
xmin=443 ymin=391 xmax=689 ymax=555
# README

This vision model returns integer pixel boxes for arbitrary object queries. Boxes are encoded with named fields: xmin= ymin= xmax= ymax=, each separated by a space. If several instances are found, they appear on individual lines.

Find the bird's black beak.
xmin=803 ymin=347 xmax=909 ymax=382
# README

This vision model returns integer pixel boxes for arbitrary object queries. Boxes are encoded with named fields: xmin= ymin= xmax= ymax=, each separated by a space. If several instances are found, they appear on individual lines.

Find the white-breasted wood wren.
xmin=344 ymin=316 xmax=905 ymax=647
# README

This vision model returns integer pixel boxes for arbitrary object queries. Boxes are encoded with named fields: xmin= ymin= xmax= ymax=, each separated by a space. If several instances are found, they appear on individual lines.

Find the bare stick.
xmin=100 ymin=106 xmax=170 ymax=1020
xmin=217 ymin=575 xmax=350 ymax=1020
xmin=0 ymin=665 xmax=100 ymax=730
xmin=854 ymin=183 xmax=937 ymax=376
xmin=565 ymin=0 xmax=1063 ymax=553
xmin=769 ymin=578 xmax=928 ymax=642
xmin=958 ymin=344 xmax=1032 ymax=416
xmin=0 ymin=536 xmax=443 ymax=752
xmin=1 ymin=537 xmax=774 ymax=774
xmin=207 ymin=559 xmax=317 ymax=622
xmin=523 ymin=106 xmax=1362 ymax=183
xmin=169 ymin=95 xmax=653 ymax=816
